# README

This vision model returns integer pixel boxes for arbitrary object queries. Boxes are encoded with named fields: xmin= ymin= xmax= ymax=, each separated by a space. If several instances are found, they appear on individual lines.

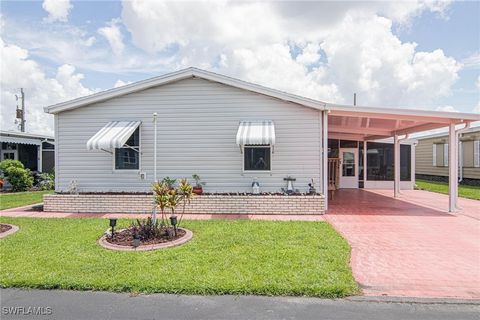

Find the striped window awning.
xmin=0 ymin=136 xmax=41 ymax=146
xmin=236 ymin=120 xmax=276 ymax=146
xmin=86 ymin=121 xmax=141 ymax=150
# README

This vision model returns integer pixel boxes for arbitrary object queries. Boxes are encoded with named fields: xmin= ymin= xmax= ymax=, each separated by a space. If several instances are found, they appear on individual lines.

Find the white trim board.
xmin=44 ymin=68 xmax=480 ymax=125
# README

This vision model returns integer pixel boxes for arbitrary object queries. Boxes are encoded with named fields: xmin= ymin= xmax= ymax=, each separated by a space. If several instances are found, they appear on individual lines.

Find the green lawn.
xmin=415 ymin=179 xmax=480 ymax=200
xmin=0 ymin=218 xmax=358 ymax=298
xmin=0 ymin=190 xmax=53 ymax=210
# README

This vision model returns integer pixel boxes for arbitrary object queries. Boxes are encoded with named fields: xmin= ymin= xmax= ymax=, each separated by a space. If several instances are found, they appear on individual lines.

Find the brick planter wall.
xmin=43 ymin=194 xmax=325 ymax=215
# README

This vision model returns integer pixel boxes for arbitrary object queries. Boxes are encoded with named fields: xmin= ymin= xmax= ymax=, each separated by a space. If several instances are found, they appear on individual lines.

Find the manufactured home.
xmin=43 ymin=68 xmax=480 ymax=214
xmin=415 ymin=127 xmax=480 ymax=185
xmin=0 ymin=130 xmax=55 ymax=173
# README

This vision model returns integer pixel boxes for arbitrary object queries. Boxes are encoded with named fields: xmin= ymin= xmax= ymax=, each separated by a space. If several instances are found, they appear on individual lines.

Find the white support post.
xmin=152 ymin=112 xmax=158 ymax=223
xmin=37 ymin=143 xmax=43 ymax=173
xmin=322 ymin=110 xmax=329 ymax=211
xmin=394 ymin=134 xmax=400 ymax=198
xmin=448 ymin=123 xmax=458 ymax=213
xmin=363 ymin=140 xmax=367 ymax=185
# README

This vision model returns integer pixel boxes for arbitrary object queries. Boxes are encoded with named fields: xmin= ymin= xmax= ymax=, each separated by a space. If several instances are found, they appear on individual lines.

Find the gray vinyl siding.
xmin=56 ymin=77 xmax=322 ymax=193
xmin=415 ymin=130 xmax=480 ymax=180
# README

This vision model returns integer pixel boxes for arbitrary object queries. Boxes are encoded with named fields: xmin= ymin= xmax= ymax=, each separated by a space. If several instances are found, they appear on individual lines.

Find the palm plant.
xmin=166 ymin=188 xmax=181 ymax=217
xmin=178 ymin=178 xmax=193 ymax=227
xmin=153 ymin=181 xmax=170 ymax=225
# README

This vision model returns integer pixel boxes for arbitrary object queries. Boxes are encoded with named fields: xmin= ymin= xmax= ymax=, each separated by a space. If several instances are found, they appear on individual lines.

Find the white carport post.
xmin=394 ymin=134 xmax=409 ymax=198
xmin=448 ymin=123 xmax=458 ymax=213
xmin=394 ymin=134 xmax=400 ymax=198
xmin=321 ymin=109 xmax=329 ymax=211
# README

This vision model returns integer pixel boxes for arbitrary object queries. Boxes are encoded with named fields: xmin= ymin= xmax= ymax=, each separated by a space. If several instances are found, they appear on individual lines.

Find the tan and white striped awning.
xmin=86 ymin=121 xmax=141 ymax=150
xmin=236 ymin=120 xmax=276 ymax=146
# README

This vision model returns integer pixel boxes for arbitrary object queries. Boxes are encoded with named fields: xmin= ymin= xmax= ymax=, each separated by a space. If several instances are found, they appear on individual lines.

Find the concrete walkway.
xmin=326 ymin=189 xmax=480 ymax=300
xmin=1 ymin=289 xmax=478 ymax=320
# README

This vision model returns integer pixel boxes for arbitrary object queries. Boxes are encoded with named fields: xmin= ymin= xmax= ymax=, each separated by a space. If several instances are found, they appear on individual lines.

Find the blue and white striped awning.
xmin=87 ymin=121 xmax=141 ymax=150
xmin=236 ymin=120 xmax=275 ymax=146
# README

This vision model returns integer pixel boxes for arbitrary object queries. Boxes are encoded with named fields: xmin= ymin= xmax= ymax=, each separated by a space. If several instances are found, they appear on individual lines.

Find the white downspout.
xmin=152 ymin=112 xmax=158 ymax=222
xmin=394 ymin=134 xmax=409 ymax=198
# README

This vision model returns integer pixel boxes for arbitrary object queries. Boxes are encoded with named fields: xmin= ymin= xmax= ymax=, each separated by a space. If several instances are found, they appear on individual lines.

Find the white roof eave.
xmin=44 ymin=67 xmax=480 ymax=125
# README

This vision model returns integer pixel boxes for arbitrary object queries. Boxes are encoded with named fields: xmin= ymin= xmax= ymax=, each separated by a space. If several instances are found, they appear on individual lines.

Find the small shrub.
xmin=192 ymin=174 xmax=206 ymax=188
xmin=132 ymin=217 xmax=163 ymax=241
xmin=3 ymin=166 xmax=33 ymax=192
xmin=38 ymin=172 xmax=55 ymax=190
xmin=161 ymin=176 xmax=177 ymax=189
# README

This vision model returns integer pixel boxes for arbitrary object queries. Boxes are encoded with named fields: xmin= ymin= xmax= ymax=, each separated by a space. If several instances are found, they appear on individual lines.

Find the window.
xmin=366 ymin=142 xmax=411 ymax=181
xmin=432 ymin=144 xmax=437 ymax=166
xmin=475 ymin=140 xmax=480 ymax=168
xmin=444 ymin=143 xmax=449 ymax=166
xmin=342 ymin=151 xmax=355 ymax=176
xmin=244 ymin=145 xmax=271 ymax=171
xmin=42 ymin=142 xmax=55 ymax=150
xmin=114 ymin=127 xmax=140 ymax=170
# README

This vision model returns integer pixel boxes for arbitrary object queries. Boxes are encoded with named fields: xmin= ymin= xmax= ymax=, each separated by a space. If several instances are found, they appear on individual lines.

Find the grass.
xmin=0 ymin=190 xmax=53 ymax=210
xmin=415 ymin=179 xmax=480 ymax=200
xmin=0 ymin=217 xmax=358 ymax=298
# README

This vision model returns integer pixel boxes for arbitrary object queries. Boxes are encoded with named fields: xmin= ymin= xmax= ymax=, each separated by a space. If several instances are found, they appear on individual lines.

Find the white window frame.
xmin=242 ymin=145 xmax=272 ymax=173
xmin=474 ymin=140 xmax=480 ymax=168
xmin=112 ymin=126 xmax=141 ymax=172
xmin=432 ymin=144 xmax=437 ymax=166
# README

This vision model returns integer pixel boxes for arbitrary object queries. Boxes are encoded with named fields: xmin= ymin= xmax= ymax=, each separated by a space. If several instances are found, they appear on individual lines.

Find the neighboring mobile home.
xmin=415 ymin=127 xmax=480 ymax=185
xmin=43 ymin=68 xmax=480 ymax=214
xmin=0 ymin=130 xmax=55 ymax=173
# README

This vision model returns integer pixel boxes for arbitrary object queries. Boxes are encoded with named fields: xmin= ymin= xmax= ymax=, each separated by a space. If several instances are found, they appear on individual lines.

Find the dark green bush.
xmin=0 ymin=160 xmax=34 ymax=192
xmin=0 ymin=159 xmax=24 ymax=172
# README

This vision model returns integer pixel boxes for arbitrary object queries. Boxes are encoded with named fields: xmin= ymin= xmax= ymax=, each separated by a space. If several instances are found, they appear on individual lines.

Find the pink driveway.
xmin=326 ymin=189 xmax=480 ymax=299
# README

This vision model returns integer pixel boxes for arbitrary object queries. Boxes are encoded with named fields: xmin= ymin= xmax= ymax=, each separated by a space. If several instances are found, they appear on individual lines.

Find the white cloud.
xmin=461 ymin=51 xmax=480 ymax=69
xmin=98 ymin=19 xmax=124 ymax=56
xmin=435 ymin=105 xmax=458 ymax=112
xmin=113 ymin=79 xmax=132 ymax=88
xmin=42 ymin=0 xmax=72 ymax=23
xmin=0 ymin=38 xmax=93 ymax=135
xmin=121 ymin=1 xmax=459 ymax=108
xmin=474 ymin=76 xmax=480 ymax=113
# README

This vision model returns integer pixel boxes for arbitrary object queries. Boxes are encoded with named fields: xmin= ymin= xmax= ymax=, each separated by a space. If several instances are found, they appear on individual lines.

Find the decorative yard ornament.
xmin=69 ymin=180 xmax=78 ymax=195
xmin=252 ymin=177 xmax=260 ymax=194
xmin=284 ymin=176 xmax=296 ymax=194
xmin=308 ymin=178 xmax=316 ymax=195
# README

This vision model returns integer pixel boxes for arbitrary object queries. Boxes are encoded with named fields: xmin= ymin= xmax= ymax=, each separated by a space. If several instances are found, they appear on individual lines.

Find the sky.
xmin=0 ymin=0 xmax=479 ymax=136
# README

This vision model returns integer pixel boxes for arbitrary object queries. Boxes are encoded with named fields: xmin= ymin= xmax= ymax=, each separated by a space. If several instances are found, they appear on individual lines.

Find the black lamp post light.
xmin=109 ymin=218 xmax=117 ymax=238
xmin=170 ymin=215 xmax=178 ymax=237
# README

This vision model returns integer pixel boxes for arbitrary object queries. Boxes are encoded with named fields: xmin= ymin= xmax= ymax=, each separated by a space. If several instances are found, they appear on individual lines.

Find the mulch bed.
xmin=0 ymin=224 xmax=13 ymax=233
xmin=106 ymin=227 xmax=187 ymax=246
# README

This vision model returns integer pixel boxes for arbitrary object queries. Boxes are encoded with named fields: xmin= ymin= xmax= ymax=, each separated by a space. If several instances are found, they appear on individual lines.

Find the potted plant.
xmin=192 ymin=174 xmax=206 ymax=195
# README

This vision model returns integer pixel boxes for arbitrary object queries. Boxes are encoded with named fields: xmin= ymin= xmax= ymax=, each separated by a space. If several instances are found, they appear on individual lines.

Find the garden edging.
xmin=0 ymin=224 xmax=19 ymax=239
xmin=98 ymin=227 xmax=193 ymax=251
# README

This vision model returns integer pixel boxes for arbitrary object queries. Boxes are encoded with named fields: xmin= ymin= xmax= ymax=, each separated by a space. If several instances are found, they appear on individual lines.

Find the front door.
xmin=339 ymin=148 xmax=358 ymax=188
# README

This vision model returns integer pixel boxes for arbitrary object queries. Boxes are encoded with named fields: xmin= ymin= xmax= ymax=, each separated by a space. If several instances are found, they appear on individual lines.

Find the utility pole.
xmin=353 ymin=93 xmax=357 ymax=106
xmin=15 ymin=88 xmax=26 ymax=132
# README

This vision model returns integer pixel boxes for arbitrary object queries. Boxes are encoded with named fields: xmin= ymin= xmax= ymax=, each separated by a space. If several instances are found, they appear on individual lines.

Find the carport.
xmin=321 ymin=104 xmax=480 ymax=212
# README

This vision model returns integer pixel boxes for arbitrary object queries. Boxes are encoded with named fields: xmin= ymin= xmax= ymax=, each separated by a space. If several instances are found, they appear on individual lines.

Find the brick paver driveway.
xmin=326 ymin=189 xmax=480 ymax=299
